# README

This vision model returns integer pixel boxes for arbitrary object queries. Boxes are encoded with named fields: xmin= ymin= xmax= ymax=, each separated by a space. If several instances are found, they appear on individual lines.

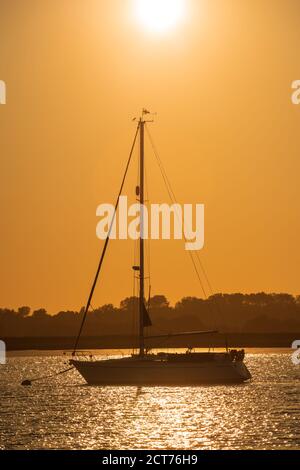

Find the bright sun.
xmin=134 ymin=0 xmax=186 ymax=34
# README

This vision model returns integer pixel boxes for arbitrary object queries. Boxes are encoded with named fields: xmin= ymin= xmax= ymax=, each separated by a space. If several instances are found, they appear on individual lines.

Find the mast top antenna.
xmin=132 ymin=109 xmax=156 ymax=123
xmin=142 ymin=108 xmax=156 ymax=120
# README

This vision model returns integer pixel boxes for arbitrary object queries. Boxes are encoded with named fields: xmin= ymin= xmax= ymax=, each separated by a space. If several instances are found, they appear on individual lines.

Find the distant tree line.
xmin=1 ymin=293 xmax=300 ymax=337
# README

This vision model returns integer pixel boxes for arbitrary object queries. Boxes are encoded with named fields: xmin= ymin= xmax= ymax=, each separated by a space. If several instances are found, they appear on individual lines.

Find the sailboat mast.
xmin=139 ymin=118 xmax=145 ymax=356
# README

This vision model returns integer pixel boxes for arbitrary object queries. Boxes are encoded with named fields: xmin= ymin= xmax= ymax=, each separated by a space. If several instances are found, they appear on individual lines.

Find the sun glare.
xmin=134 ymin=0 xmax=186 ymax=34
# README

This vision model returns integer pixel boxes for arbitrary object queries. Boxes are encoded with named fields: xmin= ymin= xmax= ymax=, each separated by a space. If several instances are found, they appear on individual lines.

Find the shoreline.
xmin=3 ymin=333 xmax=299 ymax=353
xmin=7 ymin=347 xmax=292 ymax=357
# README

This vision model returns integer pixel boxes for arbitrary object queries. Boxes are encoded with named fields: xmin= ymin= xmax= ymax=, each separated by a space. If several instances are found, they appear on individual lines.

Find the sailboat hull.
xmin=71 ymin=355 xmax=251 ymax=386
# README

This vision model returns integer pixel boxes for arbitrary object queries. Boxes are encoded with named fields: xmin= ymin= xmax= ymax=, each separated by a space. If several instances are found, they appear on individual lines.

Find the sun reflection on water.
xmin=0 ymin=353 xmax=299 ymax=449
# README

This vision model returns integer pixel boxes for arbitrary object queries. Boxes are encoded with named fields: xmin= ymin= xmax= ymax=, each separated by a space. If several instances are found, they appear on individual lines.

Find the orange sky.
xmin=0 ymin=0 xmax=300 ymax=313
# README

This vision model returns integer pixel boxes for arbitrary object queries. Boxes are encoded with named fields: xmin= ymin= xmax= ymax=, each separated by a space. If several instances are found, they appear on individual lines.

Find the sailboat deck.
xmin=83 ymin=352 xmax=234 ymax=365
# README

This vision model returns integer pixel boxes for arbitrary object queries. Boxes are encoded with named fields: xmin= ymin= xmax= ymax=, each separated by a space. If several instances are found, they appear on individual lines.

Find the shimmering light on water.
xmin=0 ymin=353 xmax=299 ymax=449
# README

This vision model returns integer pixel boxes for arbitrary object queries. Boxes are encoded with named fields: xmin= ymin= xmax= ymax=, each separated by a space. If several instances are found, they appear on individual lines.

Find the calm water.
xmin=0 ymin=352 xmax=299 ymax=450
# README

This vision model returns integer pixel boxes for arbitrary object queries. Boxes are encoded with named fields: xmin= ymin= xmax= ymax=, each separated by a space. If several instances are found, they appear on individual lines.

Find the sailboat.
xmin=70 ymin=111 xmax=251 ymax=385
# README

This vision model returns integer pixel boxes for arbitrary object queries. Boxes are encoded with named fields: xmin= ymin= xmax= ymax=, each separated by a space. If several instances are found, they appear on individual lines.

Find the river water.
xmin=0 ymin=351 xmax=299 ymax=450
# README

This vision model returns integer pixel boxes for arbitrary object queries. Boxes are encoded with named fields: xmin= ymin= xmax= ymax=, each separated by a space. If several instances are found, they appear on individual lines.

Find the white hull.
xmin=71 ymin=354 xmax=251 ymax=386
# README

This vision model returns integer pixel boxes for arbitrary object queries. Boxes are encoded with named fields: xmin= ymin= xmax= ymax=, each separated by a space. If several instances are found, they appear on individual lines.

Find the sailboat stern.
xmin=232 ymin=360 xmax=252 ymax=382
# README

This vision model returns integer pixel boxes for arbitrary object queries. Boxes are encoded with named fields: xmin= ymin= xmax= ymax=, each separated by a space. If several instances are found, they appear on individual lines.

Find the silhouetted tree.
xmin=120 ymin=297 xmax=138 ymax=311
xmin=32 ymin=309 xmax=48 ymax=319
xmin=150 ymin=295 xmax=169 ymax=308
xmin=1 ymin=293 xmax=300 ymax=337
xmin=18 ymin=306 xmax=30 ymax=317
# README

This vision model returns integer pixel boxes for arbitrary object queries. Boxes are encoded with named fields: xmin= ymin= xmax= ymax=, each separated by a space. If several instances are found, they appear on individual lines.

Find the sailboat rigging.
xmin=70 ymin=111 xmax=251 ymax=385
